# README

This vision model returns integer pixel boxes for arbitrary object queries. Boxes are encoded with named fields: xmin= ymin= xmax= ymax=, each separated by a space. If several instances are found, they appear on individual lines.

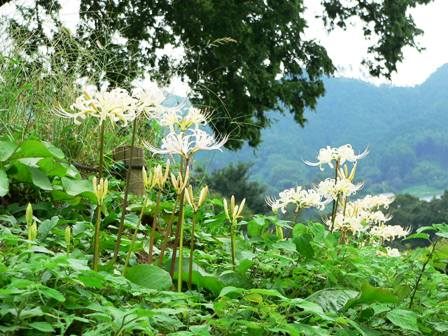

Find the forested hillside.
xmin=204 ymin=64 xmax=448 ymax=197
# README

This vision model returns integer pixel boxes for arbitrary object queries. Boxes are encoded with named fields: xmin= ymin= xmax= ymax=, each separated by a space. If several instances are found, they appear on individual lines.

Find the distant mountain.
xmin=201 ymin=64 xmax=448 ymax=197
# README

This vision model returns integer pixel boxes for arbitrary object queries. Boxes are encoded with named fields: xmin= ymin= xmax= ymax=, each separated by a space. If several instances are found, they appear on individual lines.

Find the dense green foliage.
xmin=5 ymin=0 xmax=434 ymax=148
xmin=1 ymin=138 xmax=448 ymax=335
xmin=207 ymin=65 xmax=448 ymax=196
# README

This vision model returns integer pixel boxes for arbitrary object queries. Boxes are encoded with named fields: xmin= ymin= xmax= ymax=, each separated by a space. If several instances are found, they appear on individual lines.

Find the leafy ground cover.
xmin=0 ymin=78 xmax=447 ymax=336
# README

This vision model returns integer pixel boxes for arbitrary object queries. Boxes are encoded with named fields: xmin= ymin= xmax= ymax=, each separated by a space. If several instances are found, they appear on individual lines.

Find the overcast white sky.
xmin=3 ymin=0 xmax=448 ymax=88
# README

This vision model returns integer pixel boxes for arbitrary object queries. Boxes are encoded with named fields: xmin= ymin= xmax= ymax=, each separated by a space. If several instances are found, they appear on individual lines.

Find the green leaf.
xmin=29 ymin=167 xmax=53 ymax=190
xmin=345 ymin=283 xmax=398 ymax=309
xmin=0 ymin=141 xmax=17 ymax=161
xmin=61 ymin=177 xmax=96 ymax=202
xmin=386 ymin=309 xmax=420 ymax=333
xmin=307 ymin=289 xmax=358 ymax=313
xmin=12 ymin=140 xmax=63 ymax=159
xmin=125 ymin=264 xmax=171 ymax=290
xmin=0 ymin=168 xmax=8 ymax=197
xmin=294 ymin=233 xmax=314 ymax=259
xmin=29 ymin=322 xmax=55 ymax=333
xmin=38 ymin=216 xmax=59 ymax=239
xmin=40 ymin=286 xmax=65 ymax=302
xmin=404 ymin=233 xmax=430 ymax=241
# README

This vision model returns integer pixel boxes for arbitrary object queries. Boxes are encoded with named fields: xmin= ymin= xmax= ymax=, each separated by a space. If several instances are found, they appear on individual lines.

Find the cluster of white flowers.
xmin=269 ymin=144 xmax=410 ymax=248
xmin=369 ymin=225 xmax=411 ymax=242
xmin=56 ymin=80 xmax=168 ymax=126
xmin=316 ymin=178 xmax=364 ymax=201
xmin=266 ymin=186 xmax=325 ymax=214
xmin=145 ymin=128 xmax=227 ymax=159
xmin=353 ymin=194 xmax=395 ymax=210
xmin=144 ymin=104 xmax=227 ymax=158
xmin=305 ymin=144 xmax=369 ymax=170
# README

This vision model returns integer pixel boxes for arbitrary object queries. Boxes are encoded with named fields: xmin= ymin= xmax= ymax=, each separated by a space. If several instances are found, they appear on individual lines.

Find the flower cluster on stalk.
xmin=268 ymin=144 xmax=410 ymax=247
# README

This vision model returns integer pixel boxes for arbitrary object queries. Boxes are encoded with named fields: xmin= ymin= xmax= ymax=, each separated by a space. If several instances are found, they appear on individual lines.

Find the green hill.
xmin=201 ymin=64 xmax=448 ymax=197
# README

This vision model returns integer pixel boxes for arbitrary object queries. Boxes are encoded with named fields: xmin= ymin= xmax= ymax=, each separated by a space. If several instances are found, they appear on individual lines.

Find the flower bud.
xmin=198 ymin=186 xmax=209 ymax=208
xmin=28 ymin=222 xmax=37 ymax=241
xmin=65 ymin=226 xmax=72 ymax=250
xmin=26 ymin=203 xmax=33 ymax=227
xmin=93 ymin=177 xmax=108 ymax=205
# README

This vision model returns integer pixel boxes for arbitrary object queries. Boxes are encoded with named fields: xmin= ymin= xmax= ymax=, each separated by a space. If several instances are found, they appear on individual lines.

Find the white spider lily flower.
xmin=144 ymin=129 xmax=227 ymax=159
xmin=359 ymin=210 xmax=392 ymax=224
xmin=369 ymin=225 xmax=411 ymax=242
xmin=56 ymin=87 xmax=138 ymax=126
xmin=325 ymin=213 xmax=366 ymax=234
xmin=354 ymin=194 xmax=395 ymax=210
xmin=305 ymin=144 xmax=369 ymax=170
xmin=316 ymin=178 xmax=363 ymax=201
xmin=157 ymin=106 xmax=212 ymax=131
xmin=267 ymin=186 xmax=325 ymax=214
xmin=132 ymin=82 xmax=166 ymax=117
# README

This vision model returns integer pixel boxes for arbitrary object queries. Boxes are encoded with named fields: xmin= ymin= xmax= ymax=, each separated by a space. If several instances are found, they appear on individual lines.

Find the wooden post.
xmin=113 ymin=146 xmax=145 ymax=195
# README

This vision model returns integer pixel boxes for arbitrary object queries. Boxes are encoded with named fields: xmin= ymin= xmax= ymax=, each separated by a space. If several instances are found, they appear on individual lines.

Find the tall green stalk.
xmin=159 ymin=196 xmax=179 ymax=266
xmin=409 ymin=239 xmax=438 ymax=308
xmin=330 ymin=160 xmax=340 ymax=232
xmin=148 ymin=192 xmax=161 ymax=263
xmin=188 ymin=212 xmax=197 ymax=290
xmin=93 ymin=202 xmax=102 ymax=271
xmin=230 ymin=219 xmax=236 ymax=270
xmin=93 ymin=122 xmax=105 ymax=271
xmin=123 ymin=195 xmax=149 ymax=276
xmin=112 ymin=118 xmax=138 ymax=265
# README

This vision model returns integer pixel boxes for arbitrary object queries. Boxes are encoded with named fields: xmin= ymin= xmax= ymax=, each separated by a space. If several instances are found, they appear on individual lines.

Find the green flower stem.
xmin=158 ymin=196 xmax=179 ymax=266
xmin=188 ymin=212 xmax=197 ymax=290
xmin=123 ymin=195 xmax=148 ymax=276
xmin=93 ymin=202 xmax=102 ymax=271
xmin=330 ymin=160 xmax=340 ymax=232
xmin=148 ymin=192 xmax=161 ymax=263
xmin=93 ymin=121 xmax=105 ymax=271
xmin=177 ymin=196 xmax=186 ymax=292
xmin=409 ymin=239 xmax=438 ymax=309
xmin=230 ymin=219 xmax=236 ymax=270
xmin=112 ymin=117 xmax=138 ymax=265
xmin=98 ymin=122 xmax=105 ymax=178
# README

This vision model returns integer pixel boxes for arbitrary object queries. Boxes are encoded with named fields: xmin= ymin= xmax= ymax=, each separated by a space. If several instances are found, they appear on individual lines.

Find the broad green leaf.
xmin=125 ymin=264 xmax=171 ymax=290
xmin=38 ymin=216 xmax=59 ymax=239
xmin=219 ymin=286 xmax=244 ymax=298
xmin=39 ymin=286 xmax=65 ymax=302
xmin=404 ymin=233 xmax=430 ymax=241
xmin=29 ymin=322 xmax=55 ymax=333
xmin=0 ymin=168 xmax=8 ymax=197
xmin=29 ymin=167 xmax=53 ymax=190
xmin=61 ymin=177 xmax=96 ymax=202
xmin=12 ymin=140 xmax=55 ymax=159
xmin=0 ymin=141 xmax=17 ymax=161
xmin=294 ymin=233 xmax=314 ymax=259
xmin=307 ymin=289 xmax=358 ymax=313
xmin=386 ymin=309 xmax=420 ymax=333
xmin=345 ymin=283 xmax=398 ymax=309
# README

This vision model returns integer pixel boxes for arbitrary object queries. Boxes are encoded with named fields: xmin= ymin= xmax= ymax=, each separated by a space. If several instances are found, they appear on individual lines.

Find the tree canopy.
xmin=5 ymin=0 xmax=433 ymax=148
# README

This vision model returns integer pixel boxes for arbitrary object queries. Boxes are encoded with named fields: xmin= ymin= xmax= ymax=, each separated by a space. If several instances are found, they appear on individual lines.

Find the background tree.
xmin=4 ymin=0 xmax=433 ymax=148
xmin=197 ymin=162 xmax=268 ymax=214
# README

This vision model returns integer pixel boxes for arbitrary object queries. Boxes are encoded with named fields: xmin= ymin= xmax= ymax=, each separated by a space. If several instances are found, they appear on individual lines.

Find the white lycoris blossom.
xmin=56 ymin=87 xmax=138 ymax=126
xmin=354 ymin=194 xmax=395 ymax=210
xmin=359 ymin=210 xmax=392 ymax=224
xmin=266 ymin=186 xmax=325 ymax=213
xmin=158 ymin=106 xmax=211 ymax=131
xmin=131 ymin=81 xmax=166 ymax=118
xmin=145 ymin=128 xmax=227 ymax=158
xmin=305 ymin=144 xmax=369 ymax=170
xmin=316 ymin=178 xmax=363 ymax=201
xmin=326 ymin=213 xmax=366 ymax=234
xmin=369 ymin=225 xmax=411 ymax=242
